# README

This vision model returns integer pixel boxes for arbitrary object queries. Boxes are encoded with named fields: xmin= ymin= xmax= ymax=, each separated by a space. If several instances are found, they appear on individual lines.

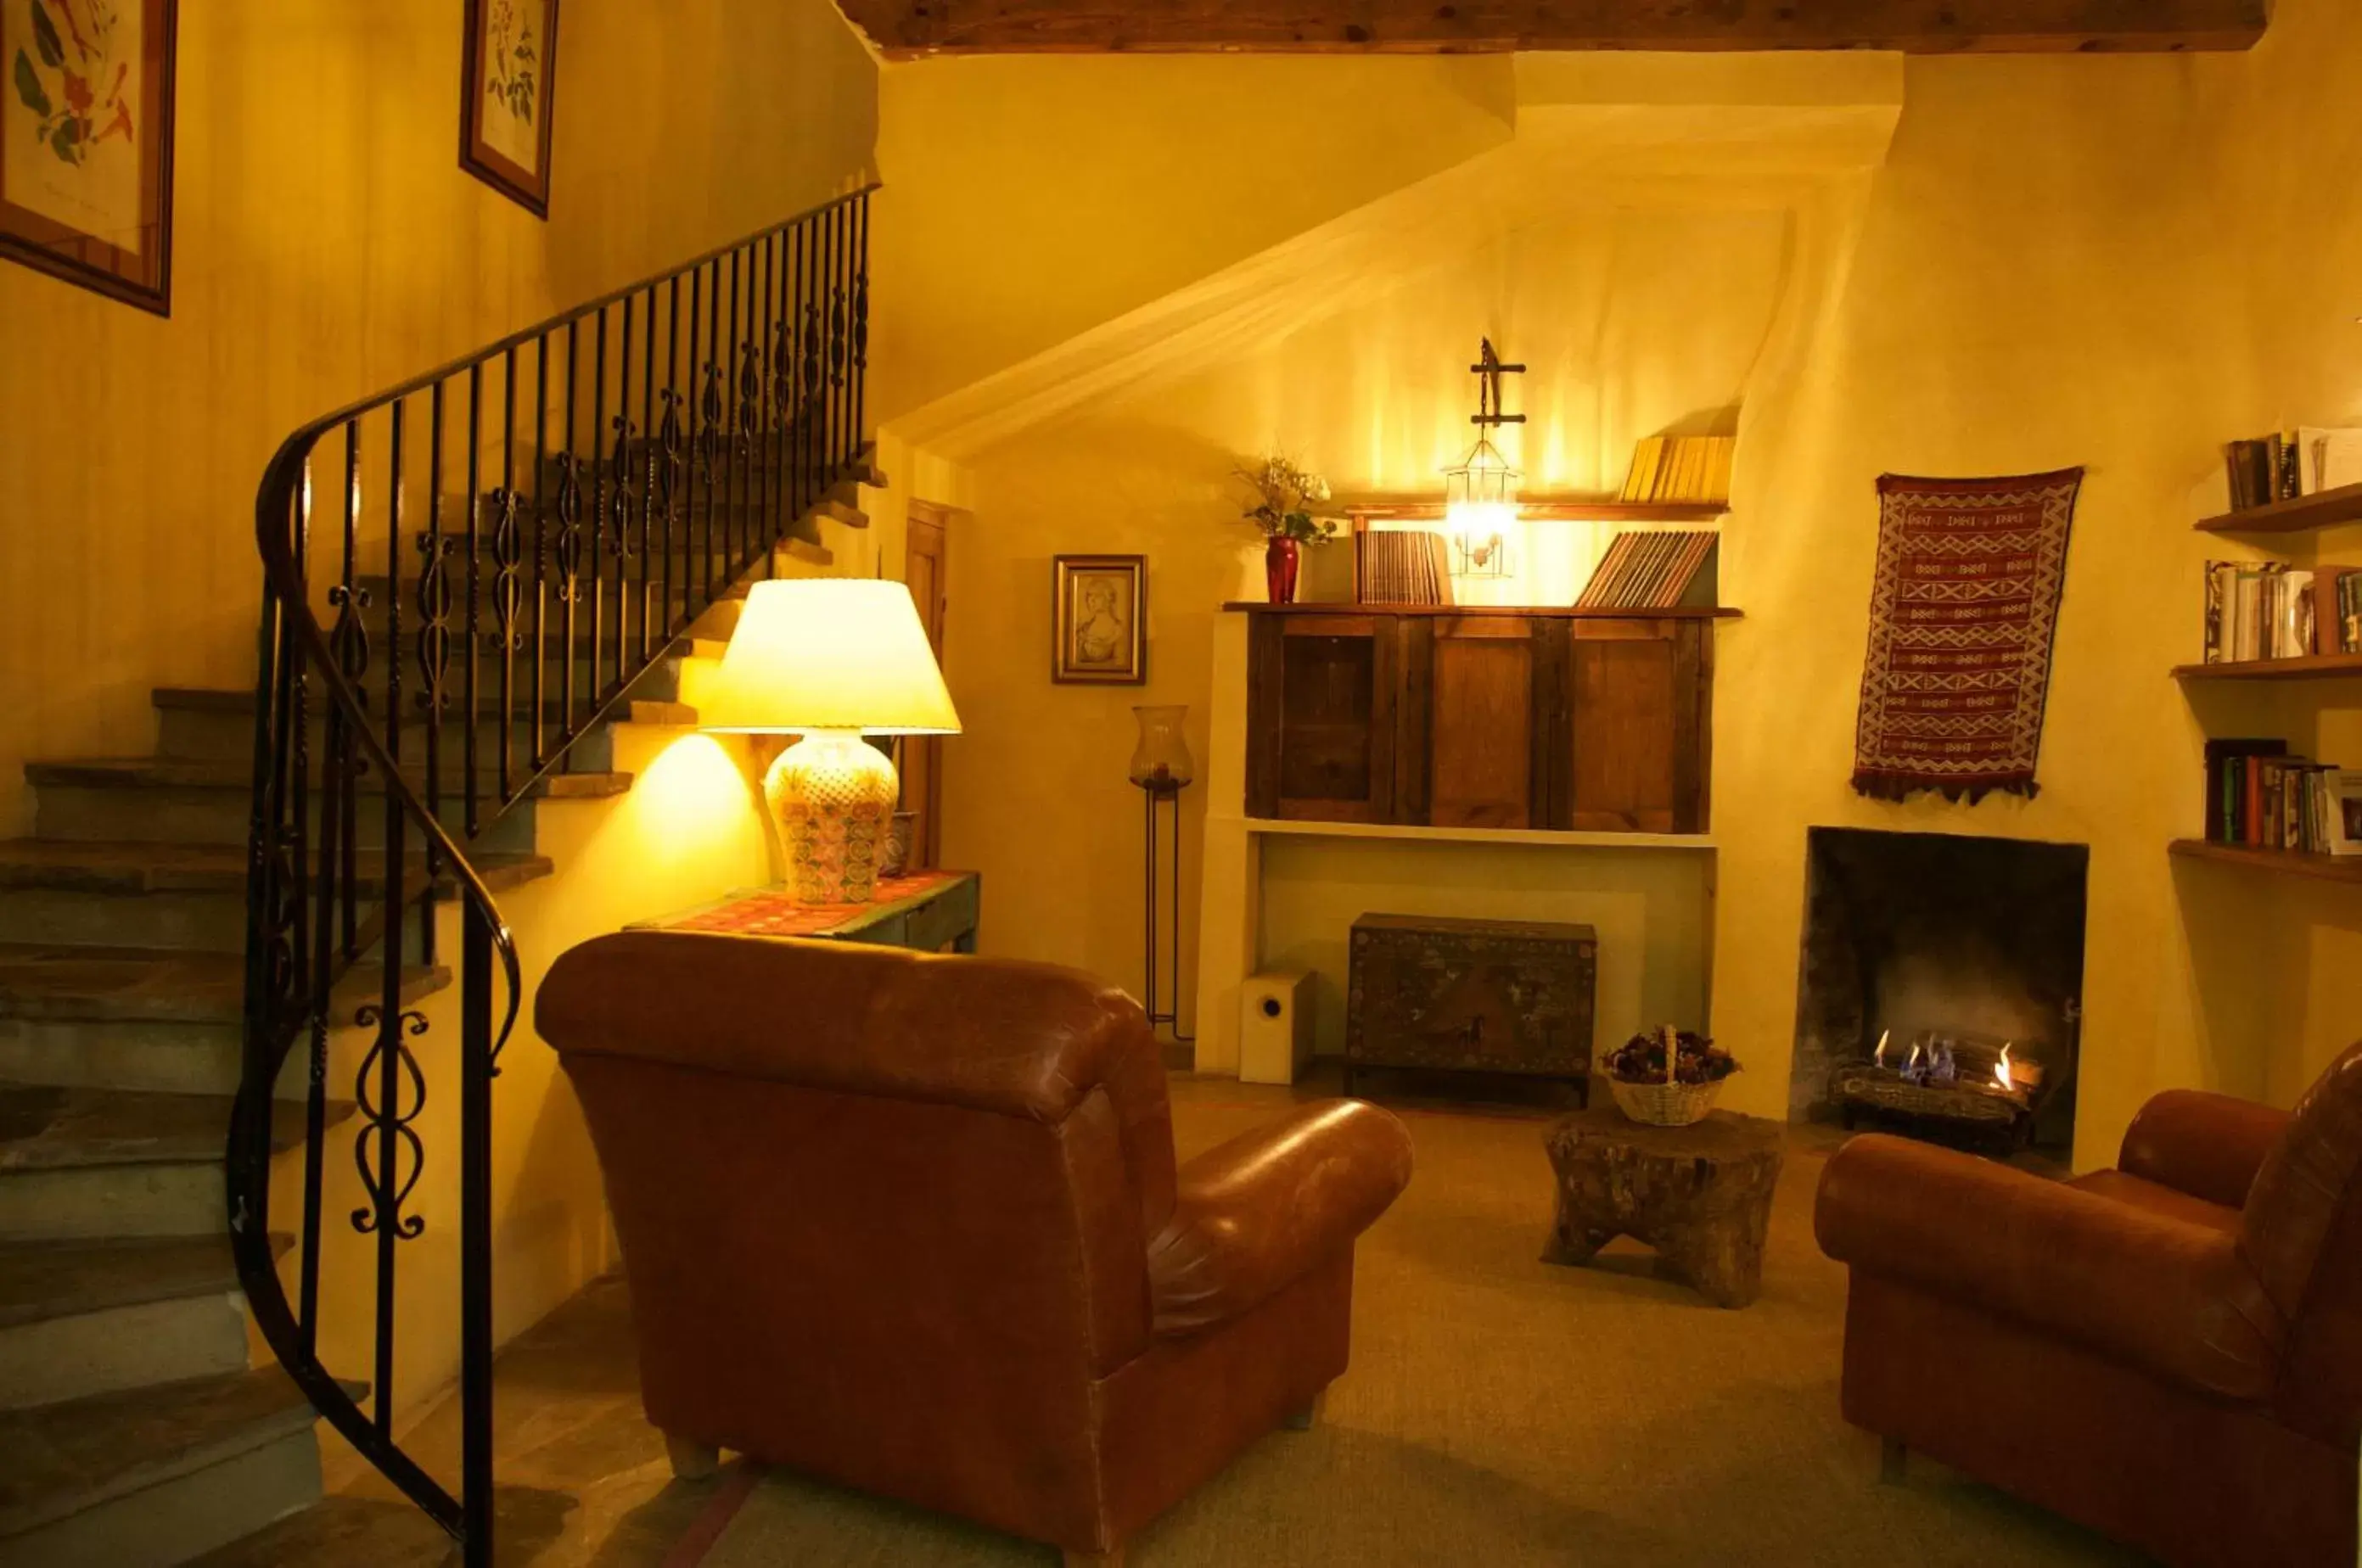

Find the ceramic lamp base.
xmin=763 ymin=730 xmax=899 ymax=904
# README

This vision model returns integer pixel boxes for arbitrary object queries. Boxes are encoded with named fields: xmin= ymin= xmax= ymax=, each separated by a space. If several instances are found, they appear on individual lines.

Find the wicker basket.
xmin=1607 ymin=1075 xmax=1725 ymax=1128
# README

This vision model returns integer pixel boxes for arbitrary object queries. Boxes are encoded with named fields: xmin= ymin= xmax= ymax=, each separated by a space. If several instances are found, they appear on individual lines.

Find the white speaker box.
xmin=1239 ymin=970 xmax=1316 ymax=1085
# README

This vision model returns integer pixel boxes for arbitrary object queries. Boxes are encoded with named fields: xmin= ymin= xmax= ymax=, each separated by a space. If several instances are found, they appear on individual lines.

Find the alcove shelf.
xmin=2194 ymin=481 xmax=2362 ymax=536
xmin=2172 ymin=652 xmax=2362 ymax=683
xmin=2168 ymin=838 xmax=2362 ymax=886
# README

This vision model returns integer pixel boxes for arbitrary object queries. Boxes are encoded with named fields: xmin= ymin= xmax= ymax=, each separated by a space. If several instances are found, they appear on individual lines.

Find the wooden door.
xmin=903 ymin=503 xmax=953 ymax=868
xmin=1401 ymin=616 xmax=1553 ymax=830
xmin=1560 ymin=619 xmax=1710 ymax=834
xmin=1246 ymin=613 xmax=1397 ymax=822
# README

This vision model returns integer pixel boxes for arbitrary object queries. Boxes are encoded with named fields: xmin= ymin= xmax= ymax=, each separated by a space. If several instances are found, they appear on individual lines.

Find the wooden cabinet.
xmin=1247 ymin=613 xmax=1398 ymax=822
xmin=1244 ymin=607 xmax=1719 ymax=835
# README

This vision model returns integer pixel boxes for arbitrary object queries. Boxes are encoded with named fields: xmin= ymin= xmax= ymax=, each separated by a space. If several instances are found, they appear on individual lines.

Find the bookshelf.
xmin=2175 ymin=652 xmax=2362 ymax=683
xmin=2195 ymin=481 xmax=2362 ymax=537
xmin=2169 ymin=839 xmax=2362 ymax=886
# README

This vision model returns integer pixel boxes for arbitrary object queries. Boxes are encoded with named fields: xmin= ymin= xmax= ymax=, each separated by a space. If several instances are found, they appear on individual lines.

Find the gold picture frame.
xmin=1051 ymin=554 xmax=1146 ymax=685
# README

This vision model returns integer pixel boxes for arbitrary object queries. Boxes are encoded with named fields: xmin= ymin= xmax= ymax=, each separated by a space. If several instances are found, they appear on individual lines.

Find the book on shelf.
xmin=2202 ymin=560 xmax=2362 ymax=662
xmin=1355 ymin=529 xmax=1455 ymax=606
xmin=2225 ymin=428 xmax=2362 ymax=510
xmin=2202 ymin=739 xmax=2362 ymax=856
xmin=2296 ymin=427 xmax=2362 ymax=496
xmin=1618 ymin=435 xmax=1734 ymax=506
xmin=2225 ymin=434 xmax=2298 ymax=512
xmin=1576 ymin=529 xmax=1719 ymax=609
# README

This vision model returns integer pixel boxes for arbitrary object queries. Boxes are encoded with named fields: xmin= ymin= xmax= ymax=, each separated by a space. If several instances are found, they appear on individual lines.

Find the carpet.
xmin=1852 ymin=468 xmax=2083 ymax=803
xmin=688 ymin=1084 xmax=2141 ymax=1567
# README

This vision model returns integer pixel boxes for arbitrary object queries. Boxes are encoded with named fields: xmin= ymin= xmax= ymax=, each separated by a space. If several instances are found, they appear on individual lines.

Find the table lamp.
xmin=700 ymin=579 xmax=960 ymax=904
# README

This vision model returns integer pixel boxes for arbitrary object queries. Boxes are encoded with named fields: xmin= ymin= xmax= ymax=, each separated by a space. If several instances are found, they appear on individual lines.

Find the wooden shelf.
xmin=1224 ymin=602 xmax=1741 ymax=619
xmin=1241 ymin=816 xmax=1715 ymax=852
xmin=2174 ymin=652 xmax=2362 ymax=682
xmin=1331 ymin=497 xmax=1727 ymax=524
xmin=2169 ymin=838 xmax=2362 ymax=885
xmin=2195 ymin=481 xmax=2362 ymax=535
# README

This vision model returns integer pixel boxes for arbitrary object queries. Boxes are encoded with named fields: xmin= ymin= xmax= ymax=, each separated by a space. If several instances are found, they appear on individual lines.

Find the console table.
xmin=631 ymin=871 xmax=980 ymax=953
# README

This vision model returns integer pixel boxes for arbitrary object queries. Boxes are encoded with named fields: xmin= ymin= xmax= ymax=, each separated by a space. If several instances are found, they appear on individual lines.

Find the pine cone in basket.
xmin=1602 ymin=1028 xmax=1742 ymax=1086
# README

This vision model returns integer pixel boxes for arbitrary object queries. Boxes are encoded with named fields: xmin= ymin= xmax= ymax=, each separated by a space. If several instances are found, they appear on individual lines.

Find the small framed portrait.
xmin=461 ymin=0 xmax=558 ymax=218
xmin=0 ymin=0 xmax=177 ymax=313
xmin=1052 ymin=554 xmax=1147 ymax=685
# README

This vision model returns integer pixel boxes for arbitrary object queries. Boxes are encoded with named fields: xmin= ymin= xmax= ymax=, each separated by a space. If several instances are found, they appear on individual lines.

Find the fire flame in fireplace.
xmin=1994 ymin=1042 xmax=2014 ymax=1091
xmin=1874 ymin=1029 xmax=1890 ymax=1068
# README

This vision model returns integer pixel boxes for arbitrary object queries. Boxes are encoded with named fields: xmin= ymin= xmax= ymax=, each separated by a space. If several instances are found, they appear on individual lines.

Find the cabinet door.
xmin=1563 ymin=620 xmax=1710 ymax=834
xmin=1403 ymin=616 xmax=1552 ymax=830
xmin=1246 ymin=614 xmax=1397 ymax=822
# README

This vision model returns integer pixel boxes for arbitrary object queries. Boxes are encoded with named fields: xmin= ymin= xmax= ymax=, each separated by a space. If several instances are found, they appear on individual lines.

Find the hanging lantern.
xmin=1442 ymin=339 xmax=1524 ymax=579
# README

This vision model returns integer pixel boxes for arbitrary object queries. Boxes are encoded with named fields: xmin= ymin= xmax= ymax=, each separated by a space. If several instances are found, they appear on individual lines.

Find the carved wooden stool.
xmin=1542 ymin=1105 xmax=1784 ymax=1308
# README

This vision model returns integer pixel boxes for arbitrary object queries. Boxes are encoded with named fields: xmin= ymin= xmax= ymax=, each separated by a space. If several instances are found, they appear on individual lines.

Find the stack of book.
xmin=1356 ymin=529 xmax=1454 ymax=606
xmin=1577 ymin=530 xmax=1718 ymax=609
xmin=2224 ymin=427 xmax=2362 ymax=510
xmin=2203 ymin=560 xmax=2362 ymax=662
xmin=2204 ymin=739 xmax=2362 ymax=855
xmin=1620 ymin=436 xmax=1735 ymax=505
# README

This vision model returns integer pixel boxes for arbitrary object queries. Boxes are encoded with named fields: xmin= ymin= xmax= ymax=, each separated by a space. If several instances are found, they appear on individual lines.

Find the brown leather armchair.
xmin=1815 ymin=1043 xmax=2362 ymax=1568
xmin=538 ymin=931 xmax=1413 ymax=1566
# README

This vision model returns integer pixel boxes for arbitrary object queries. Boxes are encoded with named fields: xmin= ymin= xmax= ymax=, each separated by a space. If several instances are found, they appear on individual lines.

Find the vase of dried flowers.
xmin=1235 ymin=456 xmax=1337 ymax=606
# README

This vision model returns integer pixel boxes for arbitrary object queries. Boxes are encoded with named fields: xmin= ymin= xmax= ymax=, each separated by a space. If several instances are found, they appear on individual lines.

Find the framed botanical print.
xmin=1 ymin=0 xmax=177 ymax=313
xmin=460 ymin=0 xmax=558 ymax=218
xmin=1052 ymin=555 xmax=1147 ymax=686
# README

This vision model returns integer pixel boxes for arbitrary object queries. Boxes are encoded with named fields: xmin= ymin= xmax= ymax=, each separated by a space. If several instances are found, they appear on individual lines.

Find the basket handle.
xmin=1662 ymin=1023 xmax=1677 ymax=1086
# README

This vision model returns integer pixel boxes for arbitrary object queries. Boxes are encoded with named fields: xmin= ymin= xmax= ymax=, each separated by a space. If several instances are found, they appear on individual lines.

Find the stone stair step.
xmin=0 ymin=936 xmax=450 ymax=1106
xmin=26 ymin=756 xmax=628 ymax=852
xmin=152 ymin=683 xmax=692 ymax=768
xmin=0 ymin=839 xmax=555 ymax=951
xmin=0 ymin=1080 xmax=354 ymax=1242
xmin=0 ymin=1233 xmax=285 ymax=1332
xmin=0 ymin=1082 xmax=339 ymax=1171
xmin=0 ymin=1366 xmax=357 ymax=1565
xmin=0 ymin=944 xmax=447 ymax=1028
xmin=0 ymin=1235 xmax=258 ymax=1409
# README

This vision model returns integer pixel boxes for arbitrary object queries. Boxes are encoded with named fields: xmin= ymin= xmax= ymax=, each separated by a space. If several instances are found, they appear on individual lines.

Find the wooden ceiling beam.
xmin=839 ymin=2 xmax=2269 ymax=59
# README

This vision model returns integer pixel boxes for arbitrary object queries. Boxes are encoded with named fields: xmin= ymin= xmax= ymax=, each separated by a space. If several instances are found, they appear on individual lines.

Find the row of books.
xmin=1619 ymin=436 xmax=1734 ymax=505
xmin=1576 ymin=530 xmax=1718 ymax=610
xmin=1355 ymin=529 xmax=1455 ymax=607
xmin=2203 ymin=561 xmax=2362 ymax=663
xmin=2225 ymin=426 xmax=2362 ymax=511
xmin=2204 ymin=740 xmax=2362 ymax=856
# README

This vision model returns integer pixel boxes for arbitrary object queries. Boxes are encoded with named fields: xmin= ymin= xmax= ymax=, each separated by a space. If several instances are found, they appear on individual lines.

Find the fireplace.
xmin=1790 ymin=828 xmax=2086 ymax=1156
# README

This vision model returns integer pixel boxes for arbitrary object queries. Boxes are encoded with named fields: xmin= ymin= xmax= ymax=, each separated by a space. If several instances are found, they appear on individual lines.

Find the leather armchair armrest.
xmin=2119 ymin=1089 xmax=2291 ymax=1210
xmin=1146 ymin=1099 xmax=1412 ymax=1337
xmin=1815 ymin=1134 xmax=2284 ymax=1402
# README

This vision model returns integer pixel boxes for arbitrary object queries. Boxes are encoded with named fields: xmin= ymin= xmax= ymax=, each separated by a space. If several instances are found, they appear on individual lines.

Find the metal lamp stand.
xmin=1138 ymin=777 xmax=1193 ymax=1044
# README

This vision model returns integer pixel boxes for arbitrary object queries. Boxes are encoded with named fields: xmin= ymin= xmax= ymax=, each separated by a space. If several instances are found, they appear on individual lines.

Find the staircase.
xmin=0 ymin=191 xmax=878 ymax=1566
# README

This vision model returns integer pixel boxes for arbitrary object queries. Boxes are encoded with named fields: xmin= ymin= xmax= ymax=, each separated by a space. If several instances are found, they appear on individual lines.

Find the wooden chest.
xmin=1344 ymin=914 xmax=1596 ymax=1098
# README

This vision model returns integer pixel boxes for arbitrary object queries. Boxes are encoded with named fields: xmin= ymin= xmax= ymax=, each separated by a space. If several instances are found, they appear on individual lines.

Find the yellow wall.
xmin=869 ymin=55 xmax=1518 ymax=421
xmin=0 ymin=0 xmax=878 ymax=837
xmin=905 ymin=15 xmax=2362 ymax=1169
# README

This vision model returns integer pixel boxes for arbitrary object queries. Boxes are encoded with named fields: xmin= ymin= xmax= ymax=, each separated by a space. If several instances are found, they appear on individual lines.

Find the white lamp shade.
xmin=700 ymin=579 xmax=961 ymax=736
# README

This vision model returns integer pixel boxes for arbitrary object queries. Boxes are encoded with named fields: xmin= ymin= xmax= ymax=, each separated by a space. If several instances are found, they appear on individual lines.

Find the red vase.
xmin=1265 ymin=536 xmax=1301 ymax=605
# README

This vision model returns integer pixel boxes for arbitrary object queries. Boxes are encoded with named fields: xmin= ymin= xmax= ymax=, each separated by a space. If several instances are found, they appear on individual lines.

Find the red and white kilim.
xmin=1851 ymin=468 xmax=2083 ymax=802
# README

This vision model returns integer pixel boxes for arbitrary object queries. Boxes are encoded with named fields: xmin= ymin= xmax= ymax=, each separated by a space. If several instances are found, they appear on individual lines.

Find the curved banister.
xmin=230 ymin=188 xmax=876 ymax=1565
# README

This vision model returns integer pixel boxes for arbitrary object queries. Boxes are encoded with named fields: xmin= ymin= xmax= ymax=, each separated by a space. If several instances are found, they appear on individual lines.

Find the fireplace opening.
xmin=1791 ymin=827 xmax=2087 ymax=1158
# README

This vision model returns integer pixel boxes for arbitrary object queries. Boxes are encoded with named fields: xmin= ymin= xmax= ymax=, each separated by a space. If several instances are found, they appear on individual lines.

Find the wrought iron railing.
xmin=228 ymin=187 xmax=874 ymax=1564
